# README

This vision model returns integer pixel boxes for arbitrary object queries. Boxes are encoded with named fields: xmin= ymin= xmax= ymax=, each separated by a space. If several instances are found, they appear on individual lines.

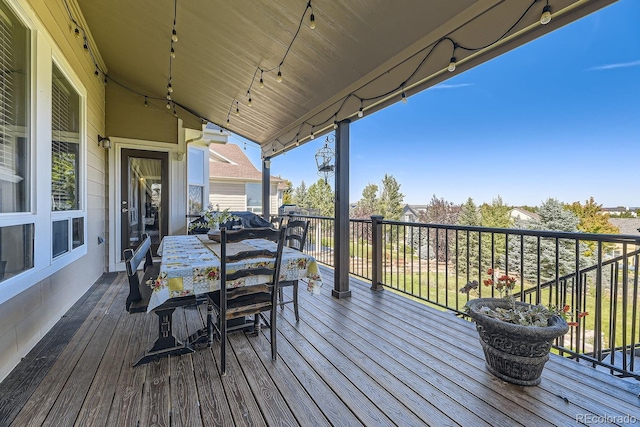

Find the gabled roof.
xmin=209 ymin=144 xmax=282 ymax=183
xmin=510 ymin=207 xmax=541 ymax=221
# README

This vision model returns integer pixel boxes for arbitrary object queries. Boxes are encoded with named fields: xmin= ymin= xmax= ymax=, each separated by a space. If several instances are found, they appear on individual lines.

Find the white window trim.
xmin=0 ymin=0 xmax=88 ymax=305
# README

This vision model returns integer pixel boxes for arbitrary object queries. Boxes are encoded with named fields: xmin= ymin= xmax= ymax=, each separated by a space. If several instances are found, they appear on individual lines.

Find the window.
xmin=51 ymin=63 xmax=80 ymax=211
xmin=188 ymin=147 xmax=205 ymax=214
xmin=0 ymin=1 xmax=30 ymax=213
xmin=246 ymin=183 xmax=261 ymax=214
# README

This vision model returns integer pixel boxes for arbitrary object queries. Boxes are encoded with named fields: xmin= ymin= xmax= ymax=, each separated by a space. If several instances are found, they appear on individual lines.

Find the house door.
xmin=120 ymin=149 xmax=168 ymax=257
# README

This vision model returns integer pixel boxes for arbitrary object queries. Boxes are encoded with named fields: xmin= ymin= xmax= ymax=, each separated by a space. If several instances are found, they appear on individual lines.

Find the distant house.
xmin=601 ymin=206 xmax=636 ymax=217
xmin=402 ymin=204 xmax=428 ymax=223
xmin=208 ymin=144 xmax=284 ymax=215
xmin=607 ymin=218 xmax=640 ymax=261
xmin=510 ymin=207 xmax=540 ymax=222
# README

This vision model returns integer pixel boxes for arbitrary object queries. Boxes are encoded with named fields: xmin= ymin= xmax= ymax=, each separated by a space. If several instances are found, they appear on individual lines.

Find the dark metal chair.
xmin=278 ymin=219 xmax=310 ymax=321
xmin=206 ymin=226 xmax=286 ymax=375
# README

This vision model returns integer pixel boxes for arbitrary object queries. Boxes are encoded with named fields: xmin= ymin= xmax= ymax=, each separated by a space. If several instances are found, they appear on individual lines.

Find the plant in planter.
xmin=188 ymin=208 xmax=238 ymax=234
xmin=460 ymin=269 xmax=587 ymax=386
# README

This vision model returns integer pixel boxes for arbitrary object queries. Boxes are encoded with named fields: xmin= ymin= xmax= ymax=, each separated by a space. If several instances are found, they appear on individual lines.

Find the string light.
xmin=94 ymin=67 xmax=99 ymax=77
xmin=226 ymin=117 xmax=230 ymax=125
xmin=247 ymin=91 xmax=252 ymax=106
xmin=63 ymin=0 xmax=551 ymax=151
xmin=235 ymin=101 xmax=240 ymax=116
xmin=170 ymin=47 xmax=176 ymax=58
xmin=333 ymin=122 xmax=338 ymax=130
xmin=167 ymin=82 xmax=173 ymax=93
xmin=540 ymin=4 xmax=552 ymax=25
xmin=310 ymin=131 xmax=314 ymax=140
xmin=401 ymin=90 xmax=407 ymax=103
xmin=166 ymin=92 xmax=172 ymax=101
xmin=103 ymin=75 xmax=108 ymax=85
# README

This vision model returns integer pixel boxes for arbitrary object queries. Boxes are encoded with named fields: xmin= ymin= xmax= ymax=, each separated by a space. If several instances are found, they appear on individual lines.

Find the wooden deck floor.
xmin=1 ymin=267 xmax=639 ymax=426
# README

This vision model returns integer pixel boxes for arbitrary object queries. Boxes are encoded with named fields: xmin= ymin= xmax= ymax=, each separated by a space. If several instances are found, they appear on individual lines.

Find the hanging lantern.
xmin=315 ymin=136 xmax=335 ymax=183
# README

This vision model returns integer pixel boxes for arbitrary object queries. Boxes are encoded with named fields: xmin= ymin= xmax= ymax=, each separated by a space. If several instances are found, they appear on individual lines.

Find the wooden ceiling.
xmin=76 ymin=0 xmax=616 ymax=158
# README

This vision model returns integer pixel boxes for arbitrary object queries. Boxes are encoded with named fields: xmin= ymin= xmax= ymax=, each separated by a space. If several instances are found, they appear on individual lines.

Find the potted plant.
xmin=188 ymin=208 xmax=237 ymax=237
xmin=460 ymin=269 xmax=587 ymax=386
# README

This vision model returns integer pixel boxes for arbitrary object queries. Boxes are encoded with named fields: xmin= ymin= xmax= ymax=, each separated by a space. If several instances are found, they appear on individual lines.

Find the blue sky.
xmin=230 ymin=0 xmax=639 ymax=208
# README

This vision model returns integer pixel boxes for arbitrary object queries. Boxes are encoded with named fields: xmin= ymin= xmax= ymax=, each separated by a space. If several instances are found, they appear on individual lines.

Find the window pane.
xmin=0 ymin=1 xmax=30 ymax=213
xmin=188 ymin=185 xmax=203 ymax=215
xmin=188 ymin=147 xmax=204 ymax=185
xmin=51 ymin=64 xmax=80 ymax=211
xmin=0 ymin=223 xmax=34 ymax=282
xmin=246 ymin=183 xmax=261 ymax=207
xmin=52 ymin=219 xmax=69 ymax=258
xmin=72 ymin=217 xmax=83 ymax=249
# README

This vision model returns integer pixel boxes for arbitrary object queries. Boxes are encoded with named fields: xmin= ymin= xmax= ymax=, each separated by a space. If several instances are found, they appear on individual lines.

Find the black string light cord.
xmin=271 ymin=0 xmax=549 ymax=156
xmin=63 ymin=0 xmax=554 ymax=156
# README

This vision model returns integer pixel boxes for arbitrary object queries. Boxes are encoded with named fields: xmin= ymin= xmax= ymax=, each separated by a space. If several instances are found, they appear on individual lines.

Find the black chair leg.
xmin=293 ymin=281 xmax=299 ymax=322
xmin=271 ymin=288 xmax=277 ymax=360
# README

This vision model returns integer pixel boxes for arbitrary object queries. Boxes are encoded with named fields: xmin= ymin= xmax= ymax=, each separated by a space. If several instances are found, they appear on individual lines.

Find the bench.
xmin=123 ymin=233 xmax=197 ymax=366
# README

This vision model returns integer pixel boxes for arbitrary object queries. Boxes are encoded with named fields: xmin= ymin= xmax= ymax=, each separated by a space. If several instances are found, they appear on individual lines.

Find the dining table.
xmin=149 ymin=234 xmax=323 ymax=313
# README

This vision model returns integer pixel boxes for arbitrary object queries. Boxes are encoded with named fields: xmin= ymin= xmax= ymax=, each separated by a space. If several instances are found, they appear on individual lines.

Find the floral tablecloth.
xmin=147 ymin=235 xmax=322 ymax=312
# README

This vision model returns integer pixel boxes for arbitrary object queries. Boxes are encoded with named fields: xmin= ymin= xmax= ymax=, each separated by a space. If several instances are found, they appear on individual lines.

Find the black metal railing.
xmin=286 ymin=213 xmax=640 ymax=380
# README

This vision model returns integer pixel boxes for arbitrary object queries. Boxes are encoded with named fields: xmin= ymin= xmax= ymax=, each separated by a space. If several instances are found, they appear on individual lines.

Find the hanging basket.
xmin=466 ymin=298 xmax=569 ymax=386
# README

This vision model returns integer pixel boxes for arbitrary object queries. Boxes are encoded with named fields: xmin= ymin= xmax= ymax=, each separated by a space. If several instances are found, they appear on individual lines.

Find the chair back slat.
xmin=285 ymin=220 xmax=310 ymax=252
xmin=123 ymin=233 xmax=153 ymax=312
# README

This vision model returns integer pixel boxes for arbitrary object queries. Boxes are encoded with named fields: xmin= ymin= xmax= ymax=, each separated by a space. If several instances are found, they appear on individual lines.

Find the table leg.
xmin=133 ymin=307 xmax=194 ymax=366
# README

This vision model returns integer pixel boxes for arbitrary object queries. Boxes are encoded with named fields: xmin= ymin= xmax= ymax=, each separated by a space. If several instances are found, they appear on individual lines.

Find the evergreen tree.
xmin=479 ymin=196 xmax=512 ymax=271
xmin=292 ymin=181 xmax=309 ymax=208
xmin=307 ymin=179 xmax=334 ymax=217
xmin=508 ymin=198 xmax=586 ymax=285
xmin=378 ymin=174 xmax=404 ymax=220
xmin=457 ymin=198 xmax=481 ymax=276
xmin=353 ymin=183 xmax=379 ymax=218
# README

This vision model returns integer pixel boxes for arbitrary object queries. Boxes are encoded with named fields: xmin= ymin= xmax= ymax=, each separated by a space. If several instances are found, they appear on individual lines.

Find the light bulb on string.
xmin=259 ymin=70 xmax=264 ymax=88
xmin=540 ymin=5 xmax=552 ymax=25
xmin=448 ymin=57 xmax=456 ymax=72
xmin=296 ymin=138 xmax=300 ymax=147
xmin=310 ymin=131 xmax=315 ymax=140
xmin=247 ymin=91 xmax=252 ymax=107
xmin=144 ymin=97 xmax=148 ymax=107
xmin=168 ymin=83 xmax=173 ymax=93
xmin=310 ymin=13 xmax=316 ymax=29
xmin=171 ymin=29 xmax=178 ymax=42
xmin=170 ymin=47 xmax=176 ymax=58
xmin=333 ymin=122 xmax=338 ymax=130
xmin=103 ymin=75 xmax=108 ymax=85
xmin=226 ymin=117 xmax=230 ymax=125
xmin=166 ymin=101 xmax=171 ymax=110
xmin=401 ymin=90 xmax=407 ymax=103
xmin=358 ymin=106 xmax=364 ymax=118
xmin=166 ymin=92 xmax=172 ymax=101
xmin=277 ymin=69 xmax=283 ymax=83
xmin=83 ymin=39 xmax=89 ymax=52
xmin=235 ymin=101 xmax=240 ymax=116
xmin=74 ymin=27 xmax=80 ymax=38
xmin=173 ymin=107 xmax=177 ymax=117
xmin=94 ymin=67 xmax=99 ymax=77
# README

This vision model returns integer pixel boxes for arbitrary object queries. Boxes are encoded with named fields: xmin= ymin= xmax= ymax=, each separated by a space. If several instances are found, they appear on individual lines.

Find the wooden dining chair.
xmin=278 ymin=219 xmax=310 ymax=321
xmin=206 ymin=226 xmax=286 ymax=375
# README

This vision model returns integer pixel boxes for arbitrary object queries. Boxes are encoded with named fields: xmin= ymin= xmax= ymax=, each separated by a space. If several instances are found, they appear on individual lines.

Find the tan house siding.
xmin=210 ymin=181 xmax=246 ymax=211
xmin=0 ymin=0 xmax=107 ymax=381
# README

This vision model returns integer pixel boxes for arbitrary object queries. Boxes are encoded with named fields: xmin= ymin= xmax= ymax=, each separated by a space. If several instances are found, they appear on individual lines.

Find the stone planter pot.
xmin=466 ymin=298 xmax=569 ymax=386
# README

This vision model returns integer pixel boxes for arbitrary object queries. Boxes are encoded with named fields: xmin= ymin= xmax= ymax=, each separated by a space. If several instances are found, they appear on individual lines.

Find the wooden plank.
xmin=247 ymin=328 xmax=334 ymax=427
xmin=258 ymin=319 xmax=364 ymax=427
xmin=228 ymin=332 xmax=299 ymax=425
xmin=0 ymin=274 xmax=115 ymax=427
xmin=274 ymin=311 xmax=395 ymax=426
xmin=10 ymin=275 xmax=123 ymax=426
xmin=302 ymin=273 xmax=582 ymax=425
xmin=74 ymin=280 xmax=137 ymax=426
xmin=210 ymin=329 xmax=268 ymax=425
xmin=182 ymin=305 xmax=235 ymax=426
xmin=104 ymin=309 xmax=155 ymax=426
xmin=139 ymin=331 xmax=171 ymax=426
xmin=40 ymin=278 xmax=129 ymax=426
xmin=282 ymin=301 xmax=501 ymax=426
xmin=168 ymin=309 xmax=202 ymax=427
xmin=321 ymin=273 xmax=639 ymax=424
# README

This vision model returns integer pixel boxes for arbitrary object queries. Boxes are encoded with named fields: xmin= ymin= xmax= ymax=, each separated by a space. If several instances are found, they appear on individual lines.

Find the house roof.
xmin=608 ymin=218 xmax=640 ymax=236
xmin=76 ymin=0 xmax=615 ymax=158
xmin=510 ymin=207 xmax=541 ymax=221
xmin=209 ymin=144 xmax=282 ymax=183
